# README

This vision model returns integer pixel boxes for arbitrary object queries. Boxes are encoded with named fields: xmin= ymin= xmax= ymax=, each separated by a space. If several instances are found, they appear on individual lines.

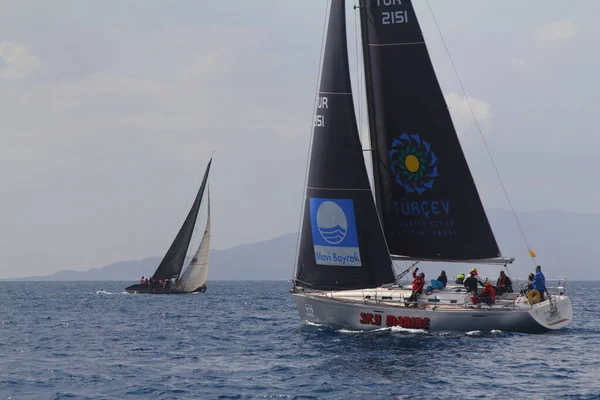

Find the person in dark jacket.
xmin=520 ymin=272 xmax=535 ymax=295
xmin=455 ymin=273 xmax=465 ymax=284
xmin=463 ymin=268 xmax=484 ymax=295
xmin=406 ymin=268 xmax=425 ymax=305
xmin=438 ymin=270 xmax=448 ymax=287
xmin=425 ymin=270 xmax=448 ymax=294
xmin=496 ymin=271 xmax=513 ymax=295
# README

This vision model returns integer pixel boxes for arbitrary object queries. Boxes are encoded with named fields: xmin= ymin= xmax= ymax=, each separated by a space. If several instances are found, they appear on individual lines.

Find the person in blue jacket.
xmin=531 ymin=265 xmax=546 ymax=301
xmin=425 ymin=270 xmax=447 ymax=294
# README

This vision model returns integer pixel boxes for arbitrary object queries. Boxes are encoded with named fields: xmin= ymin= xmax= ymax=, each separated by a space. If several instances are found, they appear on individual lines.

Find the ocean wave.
xmin=95 ymin=290 xmax=116 ymax=295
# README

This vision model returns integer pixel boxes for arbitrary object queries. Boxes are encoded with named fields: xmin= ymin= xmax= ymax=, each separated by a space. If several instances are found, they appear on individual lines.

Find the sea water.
xmin=0 ymin=281 xmax=597 ymax=399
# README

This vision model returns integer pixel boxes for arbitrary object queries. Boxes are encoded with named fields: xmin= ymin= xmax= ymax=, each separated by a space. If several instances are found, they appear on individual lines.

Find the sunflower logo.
xmin=389 ymin=133 xmax=438 ymax=195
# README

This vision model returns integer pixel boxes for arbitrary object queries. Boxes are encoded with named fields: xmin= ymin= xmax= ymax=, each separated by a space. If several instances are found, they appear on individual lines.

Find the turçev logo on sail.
xmin=389 ymin=133 xmax=451 ymax=225
xmin=309 ymin=198 xmax=362 ymax=267
xmin=389 ymin=132 xmax=438 ymax=194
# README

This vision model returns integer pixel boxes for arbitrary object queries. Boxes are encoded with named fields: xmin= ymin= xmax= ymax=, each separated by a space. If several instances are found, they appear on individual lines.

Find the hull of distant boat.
xmin=125 ymin=284 xmax=207 ymax=294
xmin=292 ymin=290 xmax=572 ymax=333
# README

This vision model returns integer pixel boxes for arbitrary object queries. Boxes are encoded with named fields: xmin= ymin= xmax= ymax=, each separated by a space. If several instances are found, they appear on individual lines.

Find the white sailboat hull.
xmin=292 ymin=288 xmax=572 ymax=333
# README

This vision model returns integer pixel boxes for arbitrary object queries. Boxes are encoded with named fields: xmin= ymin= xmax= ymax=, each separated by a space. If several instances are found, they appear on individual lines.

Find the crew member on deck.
xmin=528 ymin=272 xmax=534 ymax=290
xmin=478 ymin=280 xmax=496 ymax=306
xmin=464 ymin=268 xmax=485 ymax=295
xmin=140 ymin=276 xmax=145 ymax=285
xmin=470 ymin=268 xmax=485 ymax=286
xmin=532 ymin=265 xmax=547 ymax=302
xmin=438 ymin=270 xmax=448 ymax=287
xmin=425 ymin=270 xmax=447 ymax=294
xmin=407 ymin=268 xmax=425 ymax=306
xmin=520 ymin=273 xmax=535 ymax=295
xmin=496 ymin=271 xmax=513 ymax=295
xmin=455 ymin=274 xmax=465 ymax=284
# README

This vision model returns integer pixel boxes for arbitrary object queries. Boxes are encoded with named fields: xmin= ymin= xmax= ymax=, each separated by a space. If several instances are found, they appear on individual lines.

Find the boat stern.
xmin=526 ymin=295 xmax=573 ymax=330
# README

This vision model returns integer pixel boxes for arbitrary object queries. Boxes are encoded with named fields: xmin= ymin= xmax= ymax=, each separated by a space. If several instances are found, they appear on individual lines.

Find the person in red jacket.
xmin=406 ymin=268 xmax=425 ymax=306
xmin=478 ymin=280 xmax=496 ymax=306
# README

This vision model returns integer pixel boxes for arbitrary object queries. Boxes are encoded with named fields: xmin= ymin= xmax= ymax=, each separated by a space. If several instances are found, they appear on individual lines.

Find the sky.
xmin=1 ymin=1 xmax=599 ymax=278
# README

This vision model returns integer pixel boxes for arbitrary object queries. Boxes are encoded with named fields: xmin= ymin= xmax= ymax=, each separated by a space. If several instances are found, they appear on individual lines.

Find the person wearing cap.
xmin=463 ymin=267 xmax=485 ymax=295
xmin=471 ymin=268 xmax=485 ymax=285
xmin=496 ymin=271 xmax=513 ymax=295
xmin=478 ymin=280 xmax=496 ymax=306
xmin=455 ymin=273 xmax=465 ymax=284
xmin=531 ymin=265 xmax=546 ymax=302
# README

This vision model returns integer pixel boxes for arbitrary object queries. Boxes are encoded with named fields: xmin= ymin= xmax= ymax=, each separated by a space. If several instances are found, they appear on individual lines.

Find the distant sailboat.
xmin=126 ymin=159 xmax=212 ymax=294
xmin=291 ymin=0 xmax=573 ymax=332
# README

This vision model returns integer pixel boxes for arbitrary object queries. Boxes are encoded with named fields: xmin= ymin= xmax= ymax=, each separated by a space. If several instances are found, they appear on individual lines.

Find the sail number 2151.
xmin=378 ymin=0 xmax=408 ymax=25
xmin=381 ymin=10 xmax=408 ymax=25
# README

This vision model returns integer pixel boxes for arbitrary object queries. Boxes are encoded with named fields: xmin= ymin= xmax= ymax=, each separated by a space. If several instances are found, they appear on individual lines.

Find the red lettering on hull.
xmin=359 ymin=312 xmax=382 ymax=326
xmin=366 ymin=313 xmax=431 ymax=330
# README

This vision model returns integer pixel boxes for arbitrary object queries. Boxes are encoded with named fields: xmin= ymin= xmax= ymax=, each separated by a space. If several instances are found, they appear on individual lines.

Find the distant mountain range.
xmin=16 ymin=233 xmax=298 ymax=282
xmin=11 ymin=209 xmax=600 ymax=281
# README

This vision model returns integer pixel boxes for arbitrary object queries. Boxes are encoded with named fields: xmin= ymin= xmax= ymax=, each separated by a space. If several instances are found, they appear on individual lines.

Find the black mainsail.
xmin=359 ymin=0 xmax=500 ymax=260
xmin=152 ymin=158 xmax=212 ymax=281
xmin=295 ymin=0 xmax=395 ymax=290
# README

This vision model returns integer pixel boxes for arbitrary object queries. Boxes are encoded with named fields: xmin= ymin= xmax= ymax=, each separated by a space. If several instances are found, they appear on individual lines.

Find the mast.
xmin=152 ymin=158 xmax=212 ymax=281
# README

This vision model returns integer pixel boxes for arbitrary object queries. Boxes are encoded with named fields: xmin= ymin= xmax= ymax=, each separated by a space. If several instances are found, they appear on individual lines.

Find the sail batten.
xmin=307 ymin=187 xmax=373 ymax=191
xmin=295 ymin=0 xmax=395 ymax=291
xmin=368 ymin=41 xmax=425 ymax=47
xmin=318 ymin=92 xmax=353 ymax=95
xmin=151 ymin=159 xmax=212 ymax=281
xmin=359 ymin=0 xmax=501 ymax=260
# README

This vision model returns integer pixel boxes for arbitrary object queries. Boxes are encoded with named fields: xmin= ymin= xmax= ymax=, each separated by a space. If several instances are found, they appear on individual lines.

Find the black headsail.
xmin=152 ymin=158 xmax=212 ymax=281
xmin=295 ymin=0 xmax=395 ymax=290
xmin=358 ymin=0 xmax=500 ymax=260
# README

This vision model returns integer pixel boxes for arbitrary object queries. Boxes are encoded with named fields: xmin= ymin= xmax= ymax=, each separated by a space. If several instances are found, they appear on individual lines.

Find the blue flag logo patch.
xmin=309 ymin=198 xmax=361 ymax=267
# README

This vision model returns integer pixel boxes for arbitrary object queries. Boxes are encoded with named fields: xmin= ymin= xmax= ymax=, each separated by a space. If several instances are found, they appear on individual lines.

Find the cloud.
xmin=0 ymin=41 xmax=44 ymax=80
xmin=533 ymin=19 xmax=579 ymax=44
xmin=445 ymin=92 xmax=492 ymax=136
xmin=0 ymin=20 xmax=310 ymax=168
